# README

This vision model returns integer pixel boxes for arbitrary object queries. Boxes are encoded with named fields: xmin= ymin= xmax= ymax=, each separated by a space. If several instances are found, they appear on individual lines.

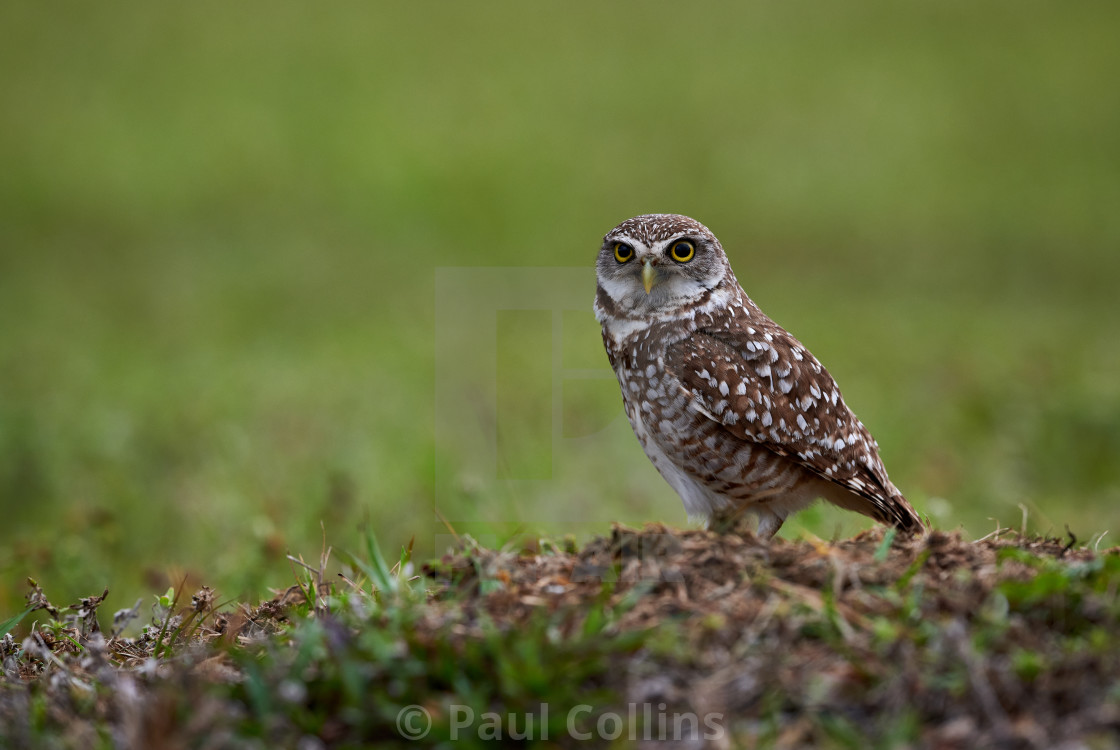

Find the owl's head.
xmin=595 ymin=214 xmax=732 ymax=317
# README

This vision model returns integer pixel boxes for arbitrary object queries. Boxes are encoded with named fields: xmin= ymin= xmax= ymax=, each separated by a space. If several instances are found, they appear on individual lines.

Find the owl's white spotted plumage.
xmin=594 ymin=214 xmax=923 ymax=538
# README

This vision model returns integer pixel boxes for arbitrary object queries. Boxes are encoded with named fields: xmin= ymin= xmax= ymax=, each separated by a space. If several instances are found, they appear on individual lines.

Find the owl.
xmin=594 ymin=214 xmax=923 ymax=538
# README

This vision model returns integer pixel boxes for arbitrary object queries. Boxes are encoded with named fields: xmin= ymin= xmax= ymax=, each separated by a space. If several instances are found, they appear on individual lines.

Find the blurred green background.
xmin=2 ymin=2 xmax=1118 ymax=615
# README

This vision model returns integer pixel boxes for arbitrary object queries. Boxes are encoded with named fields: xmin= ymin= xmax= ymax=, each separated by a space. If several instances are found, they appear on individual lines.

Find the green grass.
xmin=1 ymin=1 xmax=1118 ymax=615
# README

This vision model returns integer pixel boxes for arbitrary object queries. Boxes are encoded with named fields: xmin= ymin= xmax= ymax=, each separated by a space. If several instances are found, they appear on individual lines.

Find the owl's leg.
xmin=755 ymin=511 xmax=784 ymax=540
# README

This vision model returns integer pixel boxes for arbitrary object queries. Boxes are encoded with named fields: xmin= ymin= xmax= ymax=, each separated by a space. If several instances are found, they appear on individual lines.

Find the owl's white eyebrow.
xmin=652 ymin=235 xmax=698 ymax=251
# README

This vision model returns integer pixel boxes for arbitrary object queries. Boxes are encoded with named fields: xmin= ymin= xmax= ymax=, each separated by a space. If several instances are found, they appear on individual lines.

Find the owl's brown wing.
xmin=664 ymin=324 xmax=922 ymax=531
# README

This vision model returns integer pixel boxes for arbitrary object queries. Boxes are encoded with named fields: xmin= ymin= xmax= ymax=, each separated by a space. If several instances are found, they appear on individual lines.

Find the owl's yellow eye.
xmin=613 ymin=242 xmax=634 ymax=263
xmin=669 ymin=240 xmax=696 ymax=263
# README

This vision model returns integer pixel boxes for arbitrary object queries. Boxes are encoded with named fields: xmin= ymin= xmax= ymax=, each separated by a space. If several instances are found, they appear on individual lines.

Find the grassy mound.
xmin=2 ymin=525 xmax=1118 ymax=748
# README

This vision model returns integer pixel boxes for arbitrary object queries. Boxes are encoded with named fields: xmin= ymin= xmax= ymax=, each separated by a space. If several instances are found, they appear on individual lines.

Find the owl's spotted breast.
xmin=594 ymin=214 xmax=924 ymax=538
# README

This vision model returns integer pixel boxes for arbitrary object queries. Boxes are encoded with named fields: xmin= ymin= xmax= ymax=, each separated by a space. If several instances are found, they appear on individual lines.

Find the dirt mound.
xmin=429 ymin=524 xmax=1120 ymax=748
xmin=3 ymin=524 xmax=1119 ymax=748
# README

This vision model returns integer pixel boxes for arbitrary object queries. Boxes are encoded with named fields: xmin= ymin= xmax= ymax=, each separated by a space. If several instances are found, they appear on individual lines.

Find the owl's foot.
xmin=709 ymin=504 xmax=779 ymax=540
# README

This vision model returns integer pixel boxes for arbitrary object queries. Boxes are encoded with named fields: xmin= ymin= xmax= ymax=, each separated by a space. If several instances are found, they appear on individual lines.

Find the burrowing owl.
xmin=594 ymin=214 xmax=923 ymax=538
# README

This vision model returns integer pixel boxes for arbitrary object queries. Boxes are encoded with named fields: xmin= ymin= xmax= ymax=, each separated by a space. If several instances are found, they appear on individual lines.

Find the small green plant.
xmin=0 ymin=606 xmax=33 ymax=638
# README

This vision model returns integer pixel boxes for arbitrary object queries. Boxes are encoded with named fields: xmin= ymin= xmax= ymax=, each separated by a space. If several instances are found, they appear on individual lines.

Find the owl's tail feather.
xmin=884 ymin=493 xmax=926 ymax=533
xmin=824 ymin=481 xmax=926 ymax=534
xmin=861 ymin=471 xmax=926 ymax=533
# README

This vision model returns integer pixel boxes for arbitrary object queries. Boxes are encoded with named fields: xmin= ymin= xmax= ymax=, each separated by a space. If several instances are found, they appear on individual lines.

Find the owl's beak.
xmin=641 ymin=259 xmax=657 ymax=295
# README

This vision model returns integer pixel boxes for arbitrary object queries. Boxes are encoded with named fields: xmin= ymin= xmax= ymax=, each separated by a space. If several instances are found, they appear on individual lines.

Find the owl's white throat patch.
xmin=596 ymin=282 xmax=735 ymax=350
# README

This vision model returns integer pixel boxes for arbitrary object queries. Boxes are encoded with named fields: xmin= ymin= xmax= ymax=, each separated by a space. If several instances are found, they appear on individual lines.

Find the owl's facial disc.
xmin=597 ymin=234 xmax=727 ymax=316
